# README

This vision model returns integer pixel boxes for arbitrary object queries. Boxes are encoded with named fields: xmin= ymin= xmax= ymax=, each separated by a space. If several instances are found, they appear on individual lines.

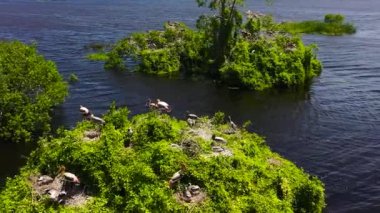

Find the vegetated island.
xmin=279 ymin=14 xmax=356 ymax=36
xmin=0 ymin=105 xmax=325 ymax=212
xmin=0 ymin=40 xmax=68 ymax=143
xmin=88 ymin=0 xmax=322 ymax=91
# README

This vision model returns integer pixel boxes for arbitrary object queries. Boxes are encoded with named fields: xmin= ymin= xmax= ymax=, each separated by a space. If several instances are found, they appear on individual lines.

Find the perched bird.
xmin=168 ymin=170 xmax=183 ymax=188
xmin=186 ymin=111 xmax=199 ymax=120
xmin=188 ymin=183 xmax=201 ymax=195
xmin=146 ymin=99 xmax=158 ymax=109
xmin=187 ymin=118 xmax=196 ymax=127
xmin=58 ymin=165 xmax=80 ymax=185
xmin=79 ymin=105 xmax=90 ymax=116
xmin=228 ymin=116 xmax=238 ymax=130
xmin=79 ymin=105 xmax=105 ymax=124
xmin=183 ymin=189 xmax=192 ymax=202
xmin=212 ymin=134 xmax=227 ymax=143
xmin=156 ymin=99 xmax=172 ymax=112
xmin=63 ymin=172 xmax=80 ymax=185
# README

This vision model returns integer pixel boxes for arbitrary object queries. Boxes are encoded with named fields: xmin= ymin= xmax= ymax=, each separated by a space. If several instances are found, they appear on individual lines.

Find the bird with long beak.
xmin=79 ymin=105 xmax=105 ymax=124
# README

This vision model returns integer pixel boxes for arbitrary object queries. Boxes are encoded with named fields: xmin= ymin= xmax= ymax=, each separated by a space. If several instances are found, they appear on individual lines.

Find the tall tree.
xmin=196 ymin=0 xmax=244 ymax=77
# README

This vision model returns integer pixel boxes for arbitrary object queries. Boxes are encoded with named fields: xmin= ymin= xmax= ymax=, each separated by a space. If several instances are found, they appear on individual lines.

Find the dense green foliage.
xmin=90 ymin=0 xmax=322 ymax=90
xmin=0 ymin=41 xmax=68 ymax=142
xmin=279 ymin=14 xmax=356 ymax=36
xmin=0 ymin=106 xmax=325 ymax=212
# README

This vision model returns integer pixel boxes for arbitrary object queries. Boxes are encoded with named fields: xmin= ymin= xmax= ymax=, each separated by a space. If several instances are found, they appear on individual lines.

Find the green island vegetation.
xmin=0 ymin=40 xmax=68 ymax=143
xmin=279 ymin=14 xmax=356 ymax=36
xmin=0 ymin=105 xmax=325 ymax=212
xmin=88 ymin=0 xmax=322 ymax=91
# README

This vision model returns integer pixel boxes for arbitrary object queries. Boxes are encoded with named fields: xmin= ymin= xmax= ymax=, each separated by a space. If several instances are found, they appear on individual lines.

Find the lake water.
xmin=0 ymin=0 xmax=379 ymax=212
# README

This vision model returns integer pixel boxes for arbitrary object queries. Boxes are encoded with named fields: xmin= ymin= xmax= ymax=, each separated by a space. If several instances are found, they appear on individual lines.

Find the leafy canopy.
xmin=0 ymin=106 xmax=325 ymax=212
xmin=0 ymin=41 xmax=68 ymax=143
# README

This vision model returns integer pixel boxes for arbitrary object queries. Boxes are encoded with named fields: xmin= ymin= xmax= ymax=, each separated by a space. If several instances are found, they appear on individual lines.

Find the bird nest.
xmin=175 ymin=191 xmax=207 ymax=205
xmin=29 ymin=174 xmax=90 ymax=207
xmin=83 ymin=130 xmax=101 ymax=141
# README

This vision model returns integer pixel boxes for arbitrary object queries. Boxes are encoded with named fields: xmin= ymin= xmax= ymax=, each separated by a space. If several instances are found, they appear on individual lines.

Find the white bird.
xmin=79 ymin=105 xmax=90 ymax=115
xmin=63 ymin=172 xmax=80 ymax=184
xmin=228 ymin=116 xmax=238 ymax=130
xmin=186 ymin=111 xmax=199 ymax=120
xmin=156 ymin=99 xmax=171 ymax=112
xmin=212 ymin=134 xmax=227 ymax=143
xmin=90 ymin=114 xmax=105 ymax=125
xmin=187 ymin=118 xmax=196 ymax=127
xmin=168 ymin=170 xmax=183 ymax=188
xmin=183 ymin=189 xmax=192 ymax=201
xmin=80 ymin=105 xmax=105 ymax=124
xmin=188 ymin=183 xmax=201 ymax=195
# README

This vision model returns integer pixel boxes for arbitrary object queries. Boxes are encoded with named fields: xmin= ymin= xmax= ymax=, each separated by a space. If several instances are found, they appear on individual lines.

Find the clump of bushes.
xmin=89 ymin=0 xmax=322 ymax=91
xmin=0 ymin=106 xmax=325 ymax=212
xmin=279 ymin=14 xmax=356 ymax=36
xmin=0 ymin=40 xmax=68 ymax=143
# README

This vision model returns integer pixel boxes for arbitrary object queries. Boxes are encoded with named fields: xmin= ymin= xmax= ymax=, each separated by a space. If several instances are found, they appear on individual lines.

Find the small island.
xmin=88 ymin=0 xmax=323 ymax=91
xmin=0 ymin=105 xmax=325 ymax=212
xmin=279 ymin=14 xmax=356 ymax=36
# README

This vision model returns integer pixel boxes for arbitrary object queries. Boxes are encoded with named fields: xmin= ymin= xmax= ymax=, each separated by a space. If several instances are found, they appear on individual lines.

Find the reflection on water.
xmin=1 ymin=0 xmax=380 ymax=212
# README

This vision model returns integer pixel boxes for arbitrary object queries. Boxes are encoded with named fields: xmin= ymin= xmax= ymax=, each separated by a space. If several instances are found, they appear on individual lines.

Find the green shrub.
xmin=0 ymin=41 xmax=68 ymax=143
xmin=324 ymin=14 xmax=344 ymax=24
xmin=280 ymin=14 xmax=356 ymax=36
xmin=90 ymin=1 xmax=323 ymax=91
xmin=0 ymin=106 xmax=326 ymax=212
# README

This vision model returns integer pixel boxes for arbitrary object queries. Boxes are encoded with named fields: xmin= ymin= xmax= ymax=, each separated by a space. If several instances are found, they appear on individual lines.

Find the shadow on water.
xmin=0 ymin=141 xmax=36 ymax=187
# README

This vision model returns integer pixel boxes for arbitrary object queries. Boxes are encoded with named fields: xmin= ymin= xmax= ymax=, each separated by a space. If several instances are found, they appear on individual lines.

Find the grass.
xmin=279 ymin=14 xmax=356 ymax=36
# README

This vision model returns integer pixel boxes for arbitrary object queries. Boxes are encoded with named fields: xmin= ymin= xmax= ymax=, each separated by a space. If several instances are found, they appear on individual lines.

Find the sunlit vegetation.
xmin=0 ymin=41 xmax=68 ymax=143
xmin=279 ymin=14 xmax=356 ymax=36
xmin=0 ymin=105 xmax=325 ymax=212
xmin=91 ymin=0 xmax=322 ymax=91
